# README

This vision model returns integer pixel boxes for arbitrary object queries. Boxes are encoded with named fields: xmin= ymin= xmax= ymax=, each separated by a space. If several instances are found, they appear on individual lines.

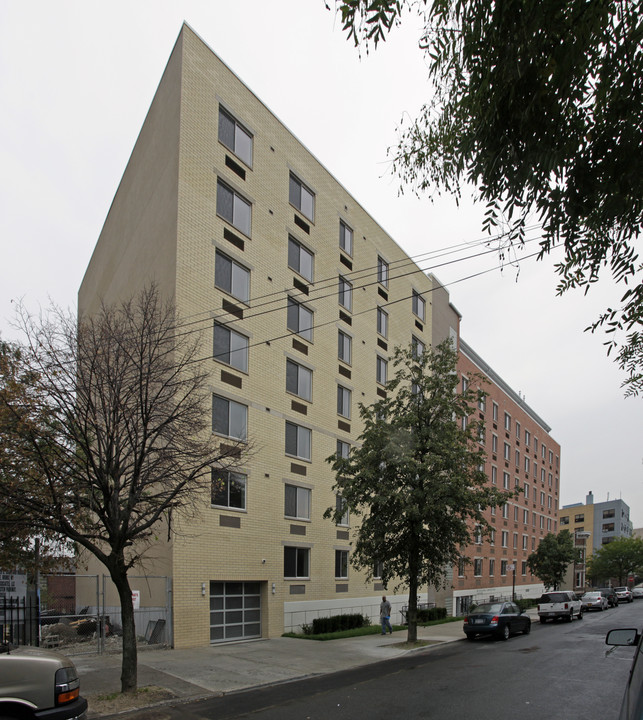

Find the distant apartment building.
xmin=452 ymin=341 xmax=561 ymax=614
xmin=79 ymin=24 xmax=560 ymax=646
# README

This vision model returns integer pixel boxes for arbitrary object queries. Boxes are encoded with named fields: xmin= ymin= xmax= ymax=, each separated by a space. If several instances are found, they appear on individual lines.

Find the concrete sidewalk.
xmin=71 ymin=619 xmax=469 ymax=716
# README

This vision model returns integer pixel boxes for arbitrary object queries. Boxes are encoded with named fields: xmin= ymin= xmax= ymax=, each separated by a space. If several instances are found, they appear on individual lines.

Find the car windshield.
xmin=540 ymin=593 xmax=567 ymax=603
xmin=472 ymin=603 xmax=503 ymax=614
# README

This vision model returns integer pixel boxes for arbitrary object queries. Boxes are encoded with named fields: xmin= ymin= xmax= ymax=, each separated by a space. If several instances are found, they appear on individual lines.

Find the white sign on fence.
xmin=132 ymin=590 xmax=140 ymax=610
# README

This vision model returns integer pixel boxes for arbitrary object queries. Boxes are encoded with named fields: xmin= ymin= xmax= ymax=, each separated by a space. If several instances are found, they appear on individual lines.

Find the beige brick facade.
xmin=79 ymin=25 xmax=560 ymax=647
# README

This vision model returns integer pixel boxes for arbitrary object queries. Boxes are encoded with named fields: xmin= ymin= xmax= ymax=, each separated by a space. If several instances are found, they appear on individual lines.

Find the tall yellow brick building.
xmin=79 ymin=25 xmax=462 ymax=647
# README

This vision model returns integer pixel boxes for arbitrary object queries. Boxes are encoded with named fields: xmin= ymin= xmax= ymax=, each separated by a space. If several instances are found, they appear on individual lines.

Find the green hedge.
xmin=416 ymin=607 xmax=447 ymax=622
xmin=308 ymin=613 xmax=370 ymax=635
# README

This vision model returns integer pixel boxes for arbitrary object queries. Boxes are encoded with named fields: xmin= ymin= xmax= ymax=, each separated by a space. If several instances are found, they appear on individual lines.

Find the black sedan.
xmin=463 ymin=601 xmax=531 ymax=641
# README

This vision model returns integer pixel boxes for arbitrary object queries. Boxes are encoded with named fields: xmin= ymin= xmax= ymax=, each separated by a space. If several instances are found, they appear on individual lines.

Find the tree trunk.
xmin=407 ymin=560 xmax=419 ymax=643
xmin=111 ymin=567 xmax=137 ymax=694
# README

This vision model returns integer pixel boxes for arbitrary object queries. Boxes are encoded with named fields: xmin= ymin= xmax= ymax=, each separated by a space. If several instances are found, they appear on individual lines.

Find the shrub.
xmin=311 ymin=613 xmax=370 ymax=634
xmin=416 ymin=607 xmax=447 ymax=622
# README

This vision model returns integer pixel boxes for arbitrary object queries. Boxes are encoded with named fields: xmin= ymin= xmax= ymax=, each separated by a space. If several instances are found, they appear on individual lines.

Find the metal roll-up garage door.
xmin=209 ymin=581 xmax=261 ymax=642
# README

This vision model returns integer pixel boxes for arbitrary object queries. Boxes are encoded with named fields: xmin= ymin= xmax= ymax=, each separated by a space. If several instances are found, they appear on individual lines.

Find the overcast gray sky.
xmin=1 ymin=1 xmax=641 ymax=525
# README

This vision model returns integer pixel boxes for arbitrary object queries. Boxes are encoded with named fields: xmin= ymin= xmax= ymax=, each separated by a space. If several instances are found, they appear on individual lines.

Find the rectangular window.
xmin=516 ymin=421 xmax=521 ymax=439
xmin=336 ymin=495 xmax=349 ymax=526
xmin=285 ymin=421 xmax=311 ymax=461
xmin=489 ymin=559 xmax=495 ymax=576
xmin=492 ymin=434 xmax=498 ymax=453
xmin=286 ymin=359 xmax=312 ymax=401
xmin=212 ymin=395 xmax=247 ymax=440
xmin=412 ymin=290 xmax=425 ymax=321
xmin=213 ymin=322 xmax=248 ymax=372
xmin=504 ymin=443 xmax=511 ymax=461
xmin=377 ymin=307 xmax=388 ymax=337
xmin=492 ymin=402 xmax=498 ymax=422
xmin=513 ymin=533 xmax=518 ymax=549
xmin=603 ymin=509 xmax=615 ymax=519
xmin=216 ymin=179 xmax=251 ymax=236
xmin=547 ymin=495 xmax=552 ymax=508
xmin=560 ymin=515 xmax=570 ymax=525
xmin=503 ymin=472 xmax=510 ymax=489
xmin=473 ymin=559 xmax=483 ymax=577
xmin=524 ymin=457 xmax=530 ymax=473
xmin=338 ymin=330 xmax=352 ymax=364
xmin=215 ymin=250 xmax=250 ymax=303
xmin=491 ymin=466 xmax=497 ymax=485
xmin=515 ymin=449 xmax=520 ymax=467
xmin=336 ymin=440 xmax=350 ymax=459
xmin=534 ymin=438 xmax=538 ymax=453
xmin=478 ymin=393 xmax=486 ymax=412
xmin=501 ymin=531 xmax=508 ymax=547
xmin=533 ymin=461 xmax=538 ymax=479
xmin=288 ymin=236 xmax=314 ymax=282
xmin=457 ymin=558 xmax=465 ymax=577
xmin=218 ymin=106 xmax=253 ymax=167
xmin=504 ymin=412 xmax=511 ymax=431
xmin=377 ymin=257 xmax=389 ymax=287
xmin=335 ymin=550 xmax=349 ymax=578
xmin=337 ymin=385 xmax=351 ymax=418
xmin=540 ymin=491 xmax=545 ymax=506
xmin=211 ymin=470 xmax=247 ymax=509
xmin=603 ymin=522 xmax=615 ymax=532
xmin=490 ymin=529 xmax=496 ymax=544
xmin=289 ymin=173 xmax=315 ymax=221
xmin=285 ymin=484 xmax=311 ymax=520
xmin=502 ymin=504 xmax=509 ymax=519
xmin=501 ymin=560 xmax=508 ymax=576
xmin=525 ymin=429 xmax=531 ymax=446
xmin=284 ymin=547 xmax=309 ymax=578
xmin=339 ymin=220 xmax=353 ymax=256
xmin=412 ymin=336 xmax=425 ymax=359
xmin=376 ymin=356 xmax=388 ymax=385
xmin=541 ymin=444 xmax=546 ymax=460
xmin=549 ymin=450 xmax=554 ymax=464
xmin=338 ymin=276 xmax=353 ymax=311
xmin=287 ymin=297 xmax=313 ymax=342
xmin=523 ymin=509 xmax=529 ymax=524
xmin=541 ymin=468 xmax=546 ymax=483
xmin=373 ymin=561 xmax=384 ymax=579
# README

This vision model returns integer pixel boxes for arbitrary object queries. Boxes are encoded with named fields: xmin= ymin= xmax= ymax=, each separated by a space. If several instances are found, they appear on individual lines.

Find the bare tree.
xmin=0 ymin=287 xmax=246 ymax=693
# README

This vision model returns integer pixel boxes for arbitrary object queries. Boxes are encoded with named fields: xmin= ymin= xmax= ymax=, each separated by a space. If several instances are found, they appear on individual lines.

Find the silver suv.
xmin=0 ymin=644 xmax=88 ymax=719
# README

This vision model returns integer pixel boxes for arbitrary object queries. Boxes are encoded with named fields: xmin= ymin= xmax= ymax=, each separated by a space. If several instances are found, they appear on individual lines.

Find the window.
xmin=285 ymin=484 xmax=311 ymax=520
xmin=288 ymin=236 xmax=314 ymax=282
xmin=337 ymin=385 xmax=351 ymax=418
xmin=524 ymin=429 xmax=531 ymax=446
xmin=515 ymin=421 xmax=521 ymax=439
xmin=412 ymin=336 xmax=425 ymax=359
xmin=534 ymin=438 xmax=538 ymax=453
xmin=492 ymin=434 xmax=498 ymax=453
xmin=216 ymin=179 xmax=251 ymax=236
xmin=492 ymin=402 xmax=498 ymax=422
xmin=473 ymin=559 xmax=483 ymax=576
xmin=212 ymin=395 xmax=247 ymax=440
xmin=523 ymin=509 xmax=529 ymax=524
xmin=285 ymin=421 xmax=311 ymax=460
xmin=215 ymin=250 xmax=250 ymax=302
xmin=490 ymin=505 xmax=496 ymax=517
xmin=603 ymin=509 xmax=615 ymax=519
xmin=213 ymin=322 xmax=248 ymax=372
xmin=540 ymin=516 xmax=545 ymax=529
xmin=284 ymin=547 xmax=309 ymax=578
xmin=549 ymin=450 xmax=554 ymax=464
xmin=547 ymin=495 xmax=552 ymax=509
xmin=338 ymin=330 xmax=352 ymax=364
xmin=501 ymin=560 xmax=508 ymax=576
xmin=541 ymin=468 xmax=546 ymax=483
xmin=336 ymin=495 xmax=349 ymax=526
xmin=501 ymin=531 xmax=508 ymax=547
xmin=513 ymin=533 xmax=518 ymax=549
xmin=504 ymin=412 xmax=511 ymax=431
xmin=289 ymin=173 xmax=314 ymax=221
xmin=521 ymin=561 xmax=527 ymax=576
xmin=489 ymin=559 xmax=495 ymax=576
xmin=524 ymin=457 xmax=530 ymax=473
xmin=376 ymin=356 xmax=388 ymax=385
xmin=334 ymin=549 xmax=349 ymax=578
xmin=503 ymin=472 xmax=510 ymax=489
xmin=560 ymin=516 xmax=570 ymax=525
xmin=533 ymin=461 xmax=538 ymax=479
xmin=218 ymin=106 xmax=253 ymax=166
xmin=603 ymin=522 xmax=615 ymax=532
xmin=515 ymin=449 xmax=520 ymax=467
xmin=336 ymin=440 xmax=350 ymax=459
xmin=462 ymin=376 xmax=469 ymax=393
xmin=412 ymin=290 xmax=425 ymax=321
xmin=377 ymin=257 xmax=389 ymax=287
xmin=542 ymin=444 xmax=546 ymax=460
xmin=339 ymin=220 xmax=353 ymax=255
xmin=457 ymin=558 xmax=465 ymax=577
xmin=287 ymin=297 xmax=313 ymax=342
xmin=338 ymin=276 xmax=353 ymax=311
xmin=478 ymin=393 xmax=486 ymax=412
xmin=504 ymin=443 xmax=511 ymax=461
xmin=211 ymin=470 xmax=246 ymax=510
xmin=491 ymin=466 xmax=497 ymax=485
xmin=377 ymin=307 xmax=388 ymax=337
xmin=373 ymin=561 xmax=384 ymax=579
xmin=474 ymin=525 xmax=482 ymax=544
xmin=286 ymin=359 xmax=312 ymax=401
xmin=490 ymin=528 xmax=496 ymax=543
xmin=540 ymin=491 xmax=545 ymax=506
xmin=502 ymin=504 xmax=509 ymax=519
xmin=514 ymin=505 xmax=519 ymax=521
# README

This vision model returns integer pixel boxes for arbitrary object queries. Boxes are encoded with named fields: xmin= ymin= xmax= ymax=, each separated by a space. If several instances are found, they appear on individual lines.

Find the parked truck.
xmin=538 ymin=590 xmax=583 ymax=623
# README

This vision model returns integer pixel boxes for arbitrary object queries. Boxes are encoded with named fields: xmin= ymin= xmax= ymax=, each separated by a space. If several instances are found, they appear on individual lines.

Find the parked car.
xmin=615 ymin=587 xmax=634 ymax=603
xmin=599 ymin=587 xmax=619 ymax=607
xmin=0 ymin=643 xmax=88 ymax=719
xmin=632 ymin=586 xmax=643 ymax=599
xmin=605 ymin=626 xmax=643 ymax=720
xmin=463 ymin=601 xmax=531 ymax=641
xmin=537 ymin=590 xmax=583 ymax=623
xmin=581 ymin=591 xmax=609 ymax=611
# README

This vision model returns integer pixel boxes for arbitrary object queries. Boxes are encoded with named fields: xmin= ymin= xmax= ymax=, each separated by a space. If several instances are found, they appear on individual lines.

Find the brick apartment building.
xmin=79 ymin=24 xmax=558 ymax=646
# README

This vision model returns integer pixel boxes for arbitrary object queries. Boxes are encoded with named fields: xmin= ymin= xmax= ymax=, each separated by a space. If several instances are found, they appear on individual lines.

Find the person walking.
xmin=380 ymin=595 xmax=393 ymax=635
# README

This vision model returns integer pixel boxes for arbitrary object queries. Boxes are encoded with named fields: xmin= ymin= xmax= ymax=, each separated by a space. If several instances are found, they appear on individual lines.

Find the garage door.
xmin=209 ymin=581 xmax=261 ymax=643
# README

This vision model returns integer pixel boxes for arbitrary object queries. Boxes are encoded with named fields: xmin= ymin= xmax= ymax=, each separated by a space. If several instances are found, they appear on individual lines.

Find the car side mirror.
xmin=606 ymin=628 xmax=640 ymax=647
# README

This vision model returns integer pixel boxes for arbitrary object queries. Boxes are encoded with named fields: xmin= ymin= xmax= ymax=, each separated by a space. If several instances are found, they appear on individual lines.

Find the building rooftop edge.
xmin=459 ymin=338 xmax=552 ymax=433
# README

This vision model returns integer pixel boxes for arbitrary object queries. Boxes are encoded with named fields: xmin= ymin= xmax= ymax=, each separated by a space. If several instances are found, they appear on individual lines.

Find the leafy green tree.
xmin=527 ymin=530 xmax=577 ymax=590
xmin=587 ymin=537 xmax=643 ymax=586
xmin=0 ymin=288 xmax=247 ymax=694
xmin=325 ymin=341 xmax=513 ymax=642
xmin=333 ymin=0 xmax=643 ymax=395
